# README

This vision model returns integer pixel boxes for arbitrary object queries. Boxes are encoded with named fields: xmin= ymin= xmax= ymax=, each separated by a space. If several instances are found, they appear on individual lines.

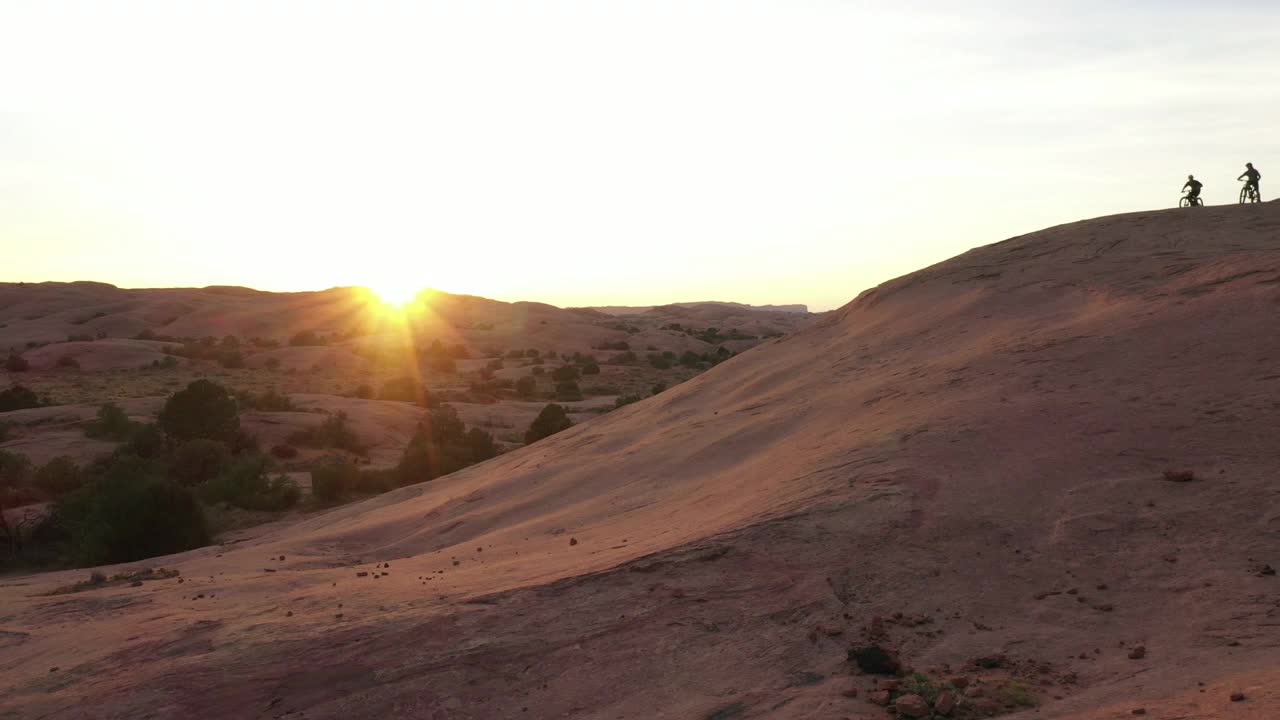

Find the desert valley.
xmin=3 ymin=202 xmax=1279 ymax=718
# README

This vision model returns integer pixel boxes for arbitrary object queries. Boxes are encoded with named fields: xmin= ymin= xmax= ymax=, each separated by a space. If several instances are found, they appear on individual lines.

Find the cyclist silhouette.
xmin=1182 ymin=175 xmax=1203 ymax=206
xmin=1238 ymin=163 xmax=1261 ymax=199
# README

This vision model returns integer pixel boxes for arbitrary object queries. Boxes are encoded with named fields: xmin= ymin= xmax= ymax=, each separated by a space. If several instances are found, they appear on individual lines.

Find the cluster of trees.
xmin=310 ymin=405 xmax=497 ymax=501
xmin=0 ymin=380 xmax=298 ymax=569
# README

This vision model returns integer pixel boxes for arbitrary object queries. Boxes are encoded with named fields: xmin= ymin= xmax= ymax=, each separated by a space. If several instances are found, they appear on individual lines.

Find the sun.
xmin=369 ymin=282 xmax=421 ymax=308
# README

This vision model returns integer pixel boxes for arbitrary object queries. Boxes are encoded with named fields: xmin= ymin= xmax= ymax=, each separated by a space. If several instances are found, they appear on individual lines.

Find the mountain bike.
xmin=1179 ymin=194 xmax=1203 ymax=208
xmin=1240 ymin=181 xmax=1260 ymax=204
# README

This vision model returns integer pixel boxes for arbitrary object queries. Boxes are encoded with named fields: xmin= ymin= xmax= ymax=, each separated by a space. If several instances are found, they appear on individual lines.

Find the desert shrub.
xmin=380 ymin=376 xmax=430 ymax=404
xmin=515 ymin=375 xmax=537 ymax=399
xmin=0 ymin=450 xmax=34 ymax=490
xmin=289 ymin=330 xmax=326 ymax=347
xmin=614 ymin=394 xmax=643 ymax=408
xmin=4 ymin=354 xmax=29 ymax=372
xmin=554 ymin=381 xmax=583 ymax=401
xmin=311 ymin=461 xmax=360 ymax=501
xmin=127 ymin=423 xmax=166 ymax=459
xmin=169 ymin=439 xmax=230 ymax=486
xmin=652 ymin=382 xmax=666 ymax=395
xmin=66 ymin=333 xmax=94 ymax=342
xmin=506 ymin=349 xmax=524 ymax=359
xmin=531 ymin=366 xmax=545 ymax=376
xmin=525 ymin=404 xmax=573 ymax=443
xmin=353 ymin=467 xmax=399 ymax=495
xmin=0 ymin=385 xmax=41 ymax=412
xmin=448 ymin=344 xmax=470 ymax=359
xmin=220 ymin=335 xmax=240 ymax=350
xmin=287 ymin=412 xmax=367 ymax=455
xmin=56 ymin=355 xmax=81 ymax=369
xmin=396 ymin=405 xmax=498 ymax=484
xmin=679 ymin=351 xmax=704 ymax=368
xmin=581 ymin=362 xmax=600 ymax=375
xmin=264 ymin=357 xmax=281 ymax=371
xmin=54 ymin=457 xmax=209 ymax=565
xmin=551 ymin=365 xmax=579 ymax=382
xmin=34 ymin=456 xmax=84 ymax=496
xmin=201 ymin=455 xmax=299 ymax=511
xmin=608 ymin=350 xmax=638 ymax=365
xmin=84 ymin=402 xmax=138 ymax=441
xmin=271 ymin=444 xmax=299 ymax=459
xmin=217 ymin=350 xmax=245 ymax=369
xmin=354 ymin=384 xmax=374 ymax=399
xmin=244 ymin=388 xmax=296 ymax=412
xmin=0 ymin=422 xmax=9 ymax=442
xmin=1000 ymin=682 xmax=1037 ymax=708
xmin=901 ymin=673 xmax=955 ymax=705
xmin=158 ymin=380 xmax=240 ymax=442
xmin=158 ymin=355 xmax=179 ymax=369
xmin=595 ymin=340 xmax=629 ymax=351
xmin=525 ymin=348 xmax=540 ymax=358
xmin=485 ymin=359 xmax=504 ymax=371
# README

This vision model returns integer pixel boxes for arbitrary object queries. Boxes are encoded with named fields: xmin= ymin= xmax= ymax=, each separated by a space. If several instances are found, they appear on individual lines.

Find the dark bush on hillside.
xmin=427 ymin=355 xmax=456 ymax=374
xmin=4 ymin=354 xmax=29 ymax=372
xmin=551 ymin=365 xmax=579 ymax=382
xmin=271 ymin=443 xmax=299 ymax=459
xmin=525 ymin=404 xmax=573 ymax=444
xmin=582 ymin=362 xmax=600 ymax=375
xmin=242 ymin=388 xmax=296 ymax=412
xmin=525 ymin=349 xmax=540 ymax=358
xmin=554 ymin=381 xmax=583 ymax=401
xmin=486 ymin=358 xmax=504 ymax=371
xmin=127 ymin=423 xmax=166 ymax=459
xmin=614 ymin=394 xmax=643 ymax=408
xmin=201 ymin=455 xmax=299 ymax=511
xmin=34 ymin=456 xmax=84 ymax=496
xmin=0 ymin=450 xmax=34 ymax=490
xmin=0 ymin=422 xmax=9 ymax=443
xmin=680 ymin=351 xmax=704 ymax=368
xmin=53 ymin=457 xmax=209 ymax=565
xmin=354 ymin=384 xmax=374 ymax=399
xmin=264 ymin=357 xmax=281 ymax=371
xmin=531 ymin=366 xmax=545 ymax=376
xmin=158 ymin=380 xmax=240 ymax=442
xmin=380 ymin=376 xmax=430 ymax=405
xmin=56 ymin=355 xmax=81 ymax=369
xmin=84 ymin=402 xmax=138 ymax=441
xmin=311 ymin=461 xmax=360 ymax=502
xmin=287 ymin=412 xmax=367 ymax=455
xmin=595 ymin=340 xmax=630 ymax=351
xmin=506 ymin=349 xmax=524 ymax=359
xmin=67 ymin=333 xmax=94 ymax=342
xmin=396 ymin=405 xmax=498 ymax=484
xmin=515 ymin=375 xmax=537 ymax=399
xmin=169 ymin=439 xmax=230 ymax=486
xmin=289 ymin=331 xmax=327 ymax=347
xmin=0 ymin=385 xmax=40 ymax=412
xmin=218 ymin=350 xmax=245 ymax=369
xmin=652 ymin=383 xmax=667 ymax=395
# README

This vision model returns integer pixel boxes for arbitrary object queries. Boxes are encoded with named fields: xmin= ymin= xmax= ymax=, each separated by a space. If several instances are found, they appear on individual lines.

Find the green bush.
xmin=169 ymin=439 xmax=230 ymax=486
xmin=551 ymin=365 xmax=579 ymax=382
xmin=289 ymin=330 xmax=326 ymax=347
xmin=396 ymin=405 xmax=498 ymax=484
xmin=84 ymin=402 xmax=137 ymax=441
xmin=271 ymin=444 xmax=299 ymax=459
xmin=515 ymin=375 xmax=537 ymax=399
xmin=127 ymin=423 xmax=166 ymax=459
xmin=614 ymin=394 xmax=643 ymax=408
xmin=243 ymin=388 xmax=296 ymax=412
xmin=54 ymin=457 xmax=209 ymax=565
xmin=218 ymin=350 xmax=245 ymax=369
xmin=158 ymin=380 xmax=240 ymax=442
xmin=354 ymin=384 xmax=374 ymax=399
xmin=34 ymin=456 xmax=84 ymax=496
xmin=652 ymin=383 xmax=667 ymax=395
xmin=201 ymin=455 xmax=299 ymax=511
xmin=311 ymin=462 xmax=360 ymax=501
xmin=554 ymin=380 xmax=583 ymax=401
xmin=581 ymin=362 xmax=600 ymax=375
xmin=0 ymin=385 xmax=40 ymax=412
xmin=4 ymin=354 xmax=29 ymax=372
xmin=287 ymin=412 xmax=367 ymax=455
xmin=525 ymin=404 xmax=573 ymax=444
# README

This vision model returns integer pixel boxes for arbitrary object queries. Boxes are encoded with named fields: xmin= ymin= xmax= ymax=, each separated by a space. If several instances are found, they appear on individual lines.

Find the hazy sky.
xmin=3 ymin=1 xmax=1278 ymax=310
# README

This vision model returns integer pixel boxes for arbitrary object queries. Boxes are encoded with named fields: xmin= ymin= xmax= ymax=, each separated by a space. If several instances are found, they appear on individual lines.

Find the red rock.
xmin=841 ymin=686 xmax=859 ymax=698
xmin=867 ymin=690 xmax=891 ymax=706
xmin=1128 ymin=646 xmax=1146 ymax=660
xmin=948 ymin=676 xmax=970 ymax=689
xmin=877 ymin=679 xmax=901 ymax=691
xmin=893 ymin=694 xmax=930 ymax=718
xmin=1230 ymin=692 xmax=1246 ymax=702
xmin=934 ymin=691 xmax=956 ymax=715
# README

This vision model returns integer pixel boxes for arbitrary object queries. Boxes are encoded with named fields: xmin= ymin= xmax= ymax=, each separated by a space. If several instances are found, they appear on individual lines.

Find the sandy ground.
xmin=2 ymin=203 xmax=1280 ymax=718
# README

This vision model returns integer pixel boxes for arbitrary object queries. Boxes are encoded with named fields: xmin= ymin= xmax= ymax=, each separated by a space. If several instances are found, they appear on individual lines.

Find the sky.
xmin=3 ymin=1 xmax=1279 ymax=311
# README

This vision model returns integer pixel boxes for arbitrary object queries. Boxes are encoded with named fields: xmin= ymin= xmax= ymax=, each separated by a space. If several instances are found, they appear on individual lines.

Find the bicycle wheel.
xmin=1179 ymin=197 xmax=1191 ymax=208
xmin=1240 ymin=186 xmax=1256 ymax=204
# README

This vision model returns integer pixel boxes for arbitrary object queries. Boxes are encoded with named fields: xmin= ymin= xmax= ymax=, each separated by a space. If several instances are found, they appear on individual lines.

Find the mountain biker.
xmin=1182 ymin=174 xmax=1203 ymax=205
xmin=1238 ymin=163 xmax=1261 ymax=198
